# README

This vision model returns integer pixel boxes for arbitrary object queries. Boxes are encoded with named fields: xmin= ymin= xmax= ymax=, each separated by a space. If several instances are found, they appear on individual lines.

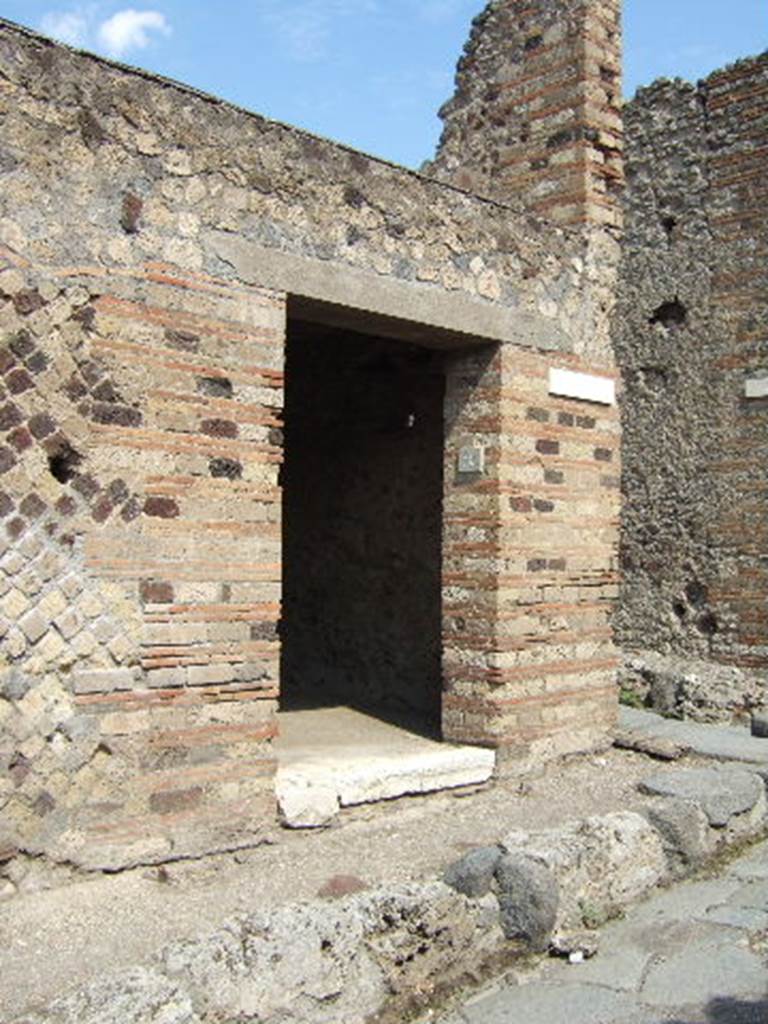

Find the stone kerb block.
xmin=500 ymin=812 xmax=668 ymax=934
xmin=642 ymin=798 xmax=714 ymax=878
xmin=639 ymin=768 xmax=765 ymax=830
xmin=495 ymin=851 xmax=559 ymax=950
xmin=443 ymin=845 xmax=502 ymax=899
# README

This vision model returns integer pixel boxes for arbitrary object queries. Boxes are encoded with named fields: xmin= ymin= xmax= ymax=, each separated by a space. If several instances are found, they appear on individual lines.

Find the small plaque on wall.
xmin=745 ymin=375 xmax=768 ymax=399
xmin=549 ymin=368 xmax=615 ymax=405
xmin=458 ymin=445 xmax=485 ymax=474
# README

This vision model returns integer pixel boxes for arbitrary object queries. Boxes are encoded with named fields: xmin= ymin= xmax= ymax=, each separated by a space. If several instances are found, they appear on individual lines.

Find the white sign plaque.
xmin=548 ymin=368 xmax=616 ymax=406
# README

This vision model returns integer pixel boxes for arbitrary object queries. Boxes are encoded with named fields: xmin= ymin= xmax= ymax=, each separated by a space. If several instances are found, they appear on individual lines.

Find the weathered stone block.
xmin=643 ymin=798 xmax=714 ymax=877
xmin=187 ymin=664 xmax=235 ymax=686
xmin=19 ymin=609 xmax=48 ymax=644
xmin=495 ymin=851 xmax=558 ymax=950
xmin=443 ymin=845 xmax=502 ymax=899
xmin=639 ymin=769 xmax=764 ymax=829
xmin=72 ymin=668 xmax=139 ymax=695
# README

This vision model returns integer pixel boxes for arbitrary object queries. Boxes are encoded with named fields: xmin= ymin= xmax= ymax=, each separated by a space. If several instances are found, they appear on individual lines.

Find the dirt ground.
xmin=0 ymin=746 xmax=694 ymax=1020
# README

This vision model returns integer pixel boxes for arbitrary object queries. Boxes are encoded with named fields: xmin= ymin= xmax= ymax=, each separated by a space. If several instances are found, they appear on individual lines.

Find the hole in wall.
xmin=661 ymin=215 xmax=677 ymax=240
xmin=48 ymin=442 xmax=83 ymax=484
xmin=697 ymin=611 xmax=719 ymax=636
xmin=672 ymin=600 xmax=687 ymax=621
xmin=649 ymin=299 xmax=687 ymax=330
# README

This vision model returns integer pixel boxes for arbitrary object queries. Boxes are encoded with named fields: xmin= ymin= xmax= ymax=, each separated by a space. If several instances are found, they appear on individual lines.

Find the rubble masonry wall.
xmin=614 ymin=55 xmax=768 ymax=707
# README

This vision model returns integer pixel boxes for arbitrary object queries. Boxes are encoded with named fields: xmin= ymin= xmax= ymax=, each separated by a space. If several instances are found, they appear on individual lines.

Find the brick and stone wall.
xmin=0 ymin=7 xmax=622 ymax=872
xmin=442 ymin=343 xmax=620 ymax=755
xmin=428 ymin=0 xmax=623 ymax=229
xmin=614 ymin=54 xmax=768 ymax=709
xmin=429 ymin=0 xmax=623 ymax=753
xmin=0 ymin=254 xmax=284 ymax=869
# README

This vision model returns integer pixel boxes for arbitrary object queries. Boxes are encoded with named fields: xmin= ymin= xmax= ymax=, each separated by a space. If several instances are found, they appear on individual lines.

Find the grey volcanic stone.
xmin=462 ymin=981 xmax=656 ymax=1024
xmin=443 ymin=846 xmax=502 ymax=898
xmin=751 ymin=712 xmax=768 ymax=738
xmin=494 ymin=852 xmax=558 ymax=950
xmin=643 ymin=798 xmax=713 ymax=876
xmin=641 ymin=943 xmax=767 ymax=1008
xmin=2 ymin=670 xmax=31 ymax=702
xmin=639 ymin=769 xmax=763 ymax=827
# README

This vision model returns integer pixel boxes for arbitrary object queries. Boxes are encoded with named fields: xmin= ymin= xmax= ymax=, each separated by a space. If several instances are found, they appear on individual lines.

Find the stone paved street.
xmin=435 ymin=840 xmax=768 ymax=1024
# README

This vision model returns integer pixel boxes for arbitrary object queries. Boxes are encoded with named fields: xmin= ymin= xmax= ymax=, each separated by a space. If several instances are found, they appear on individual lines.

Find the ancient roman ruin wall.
xmin=426 ymin=0 xmax=624 ymax=752
xmin=614 ymin=53 xmax=768 ymax=715
xmin=428 ymin=0 xmax=623 ymax=229
xmin=0 ymin=9 xmax=621 ymax=873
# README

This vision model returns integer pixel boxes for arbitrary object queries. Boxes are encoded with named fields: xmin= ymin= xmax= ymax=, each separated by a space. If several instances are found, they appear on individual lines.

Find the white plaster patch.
xmin=549 ymin=368 xmax=615 ymax=405
xmin=745 ymin=375 xmax=768 ymax=399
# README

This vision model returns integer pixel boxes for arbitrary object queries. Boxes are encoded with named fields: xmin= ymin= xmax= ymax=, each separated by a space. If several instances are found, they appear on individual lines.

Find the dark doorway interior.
xmin=280 ymin=319 xmax=445 ymax=735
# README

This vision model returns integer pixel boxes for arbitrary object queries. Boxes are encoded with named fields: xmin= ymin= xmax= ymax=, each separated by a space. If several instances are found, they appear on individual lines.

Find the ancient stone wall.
xmin=442 ymin=342 xmax=620 ymax=754
xmin=0 ymin=11 xmax=621 ymax=872
xmin=614 ymin=54 xmax=768 ymax=708
xmin=428 ymin=0 xmax=623 ymax=229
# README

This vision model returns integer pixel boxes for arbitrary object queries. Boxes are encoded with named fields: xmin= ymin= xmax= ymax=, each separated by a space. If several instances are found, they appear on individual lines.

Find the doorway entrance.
xmin=280 ymin=317 xmax=445 ymax=737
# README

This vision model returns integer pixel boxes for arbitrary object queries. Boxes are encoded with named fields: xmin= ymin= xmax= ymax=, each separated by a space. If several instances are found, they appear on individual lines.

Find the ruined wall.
xmin=428 ymin=0 xmax=623 ymax=229
xmin=614 ymin=54 xmax=768 ymax=711
xmin=0 ymin=10 xmax=622 ymax=872
xmin=426 ymin=0 xmax=622 ymax=753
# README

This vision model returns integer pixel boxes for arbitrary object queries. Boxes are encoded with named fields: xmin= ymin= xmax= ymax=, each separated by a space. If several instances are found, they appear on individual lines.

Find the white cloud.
xmin=258 ymin=0 xmax=378 ymax=62
xmin=40 ymin=9 xmax=90 ymax=46
xmin=96 ymin=9 xmax=171 ymax=57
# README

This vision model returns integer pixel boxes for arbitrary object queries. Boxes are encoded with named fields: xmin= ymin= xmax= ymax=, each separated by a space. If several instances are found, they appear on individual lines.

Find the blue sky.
xmin=2 ymin=1 xmax=766 ymax=168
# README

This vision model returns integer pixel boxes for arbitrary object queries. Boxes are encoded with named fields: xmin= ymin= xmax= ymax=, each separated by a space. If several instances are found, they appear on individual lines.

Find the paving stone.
xmin=628 ymin=878 xmax=741 ymax=926
xmin=461 ymin=982 xmax=656 ymax=1024
xmin=641 ymin=941 xmax=766 ymax=1007
xmin=639 ymin=768 xmax=763 ymax=827
xmin=703 ymin=905 xmax=768 ymax=931
xmin=728 ymin=849 xmax=768 ymax=881
xmin=620 ymin=709 xmax=768 ymax=766
xmin=731 ymin=879 xmax=768 ymax=910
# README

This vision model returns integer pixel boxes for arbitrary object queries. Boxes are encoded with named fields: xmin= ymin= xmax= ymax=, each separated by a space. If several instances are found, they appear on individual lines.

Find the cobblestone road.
xmin=436 ymin=840 xmax=768 ymax=1024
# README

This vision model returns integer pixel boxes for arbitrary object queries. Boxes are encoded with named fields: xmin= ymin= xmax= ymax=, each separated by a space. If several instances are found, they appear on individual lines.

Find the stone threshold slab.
xmin=276 ymin=728 xmax=495 ymax=828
